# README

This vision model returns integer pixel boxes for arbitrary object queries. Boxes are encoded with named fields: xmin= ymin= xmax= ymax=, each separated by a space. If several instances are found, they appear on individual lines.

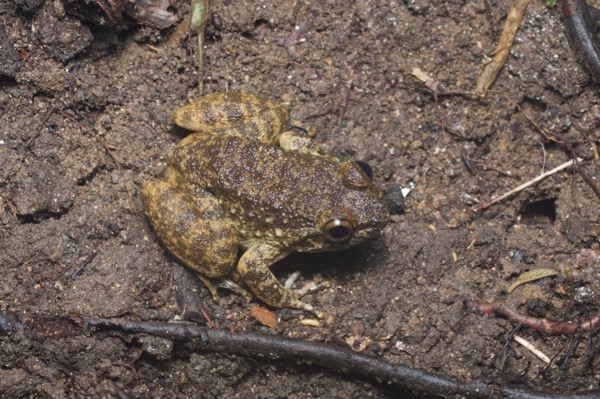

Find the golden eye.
xmin=323 ymin=218 xmax=354 ymax=243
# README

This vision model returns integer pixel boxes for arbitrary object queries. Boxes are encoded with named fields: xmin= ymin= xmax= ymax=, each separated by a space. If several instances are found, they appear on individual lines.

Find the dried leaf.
xmin=411 ymin=67 xmax=439 ymax=92
xmin=125 ymin=0 xmax=178 ymax=29
xmin=250 ymin=305 xmax=279 ymax=329
xmin=507 ymin=268 xmax=559 ymax=293
xmin=555 ymin=283 xmax=567 ymax=295
xmin=345 ymin=335 xmax=372 ymax=352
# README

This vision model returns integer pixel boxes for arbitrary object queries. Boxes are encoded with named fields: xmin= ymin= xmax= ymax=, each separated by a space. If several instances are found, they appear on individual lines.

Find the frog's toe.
xmin=195 ymin=275 xmax=253 ymax=303
xmin=283 ymin=271 xmax=331 ymax=299
xmin=194 ymin=273 xmax=221 ymax=303
xmin=289 ymin=299 xmax=324 ymax=319
xmin=283 ymin=271 xmax=302 ymax=289
xmin=294 ymin=280 xmax=332 ymax=299
xmin=216 ymin=278 xmax=253 ymax=302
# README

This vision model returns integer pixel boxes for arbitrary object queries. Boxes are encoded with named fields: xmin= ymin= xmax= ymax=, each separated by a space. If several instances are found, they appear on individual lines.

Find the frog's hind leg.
xmin=141 ymin=178 xmax=239 ymax=300
xmin=215 ymin=278 xmax=253 ymax=301
xmin=173 ymin=92 xmax=291 ymax=146
xmin=190 ymin=275 xmax=252 ymax=303
xmin=278 ymin=118 xmax=327 ymax=157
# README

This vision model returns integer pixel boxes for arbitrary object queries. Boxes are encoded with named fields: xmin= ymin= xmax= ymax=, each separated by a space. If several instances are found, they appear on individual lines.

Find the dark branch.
xmin=1 ymin=314 xmax=599 ymax=399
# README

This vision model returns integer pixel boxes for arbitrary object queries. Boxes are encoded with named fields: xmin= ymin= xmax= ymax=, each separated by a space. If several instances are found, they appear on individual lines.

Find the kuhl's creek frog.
xmin=142 ymin=92 xmax=390 ymax=317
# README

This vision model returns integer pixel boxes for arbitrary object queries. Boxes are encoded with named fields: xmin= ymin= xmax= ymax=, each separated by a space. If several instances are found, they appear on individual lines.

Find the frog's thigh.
xmin=174 ymin=92 xmax=289 ymax=146
xmin=141 ymin=180 xmax=238 ymax=278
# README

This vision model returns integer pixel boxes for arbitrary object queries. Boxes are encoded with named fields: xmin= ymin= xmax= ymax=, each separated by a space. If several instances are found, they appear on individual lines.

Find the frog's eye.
xmin=323 ymin=218 xmax=354 ymax=243
xmin=355 ymin=161 xmax=373 ymax=181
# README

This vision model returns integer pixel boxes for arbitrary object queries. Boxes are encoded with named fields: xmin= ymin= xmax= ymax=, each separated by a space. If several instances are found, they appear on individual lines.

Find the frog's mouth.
xmin=296 ymin=224 xmax=386 ymax=253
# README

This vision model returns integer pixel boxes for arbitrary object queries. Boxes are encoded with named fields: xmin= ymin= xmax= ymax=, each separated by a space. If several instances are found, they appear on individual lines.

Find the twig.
xmin=472 ymin=158 xmax=581 ymax=213
xmin=60 ymin=111 xmax=121 ymax=167
xmin=570 ymin=154 xmax=600 ymax=200
xmin=498 ymin=324 xmax=522 ymax=371
xmin=468 ymin=300 xmax=600 ymax=334
xmin=191 ymin=0 xmax=208 ymax=96
xmin=5 ymin=200 xmax=18 ymax=221
xmin=461 ymin=148 xmax=478 ymax=176
xmin=506 ymin=97 xmax=600 ymax=200
xmin=513 ymin=334 xmax=551 ymax=364
xmin=562 ymin=0 xmax=600 ymax=83
xmin=25 ymin=109 xmax=54 ymax=148
xmin=480 ymin=165 xmax=521 ymax=179
xmin=83 ymin=317 xmax=600 ymax=398
xmin=462 ymin=148 xmax=521 ymax=179
xmin=570 ymin=121 xmax=599 ymax=161
xmin=411 ymin=68 xmax=447 ymax=138
xmin=585 ymin=333 xmax=600 ymax=367
xmin=538 ymin=141 xmax=547 ymax=174
xmin=504 ymin=96 xmax=562 ymax=145
xmin=333 ymin=69 xmax=356 ymax=133
xmin=70 ymin=252 xmax=97 ymax=279
xmin=475 ymin=0 xmax=532 ymax=96
xmin=1 ymin=315 xmax=599 ymax=398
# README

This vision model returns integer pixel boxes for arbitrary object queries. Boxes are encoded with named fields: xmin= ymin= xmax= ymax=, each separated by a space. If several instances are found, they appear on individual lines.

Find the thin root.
xmin=469 ymin=300 xmax=600 ymax=334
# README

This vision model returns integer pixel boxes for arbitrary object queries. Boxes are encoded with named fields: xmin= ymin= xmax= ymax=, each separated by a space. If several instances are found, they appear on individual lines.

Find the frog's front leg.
xmin=236 ymin=243 xmax=325 ymax=318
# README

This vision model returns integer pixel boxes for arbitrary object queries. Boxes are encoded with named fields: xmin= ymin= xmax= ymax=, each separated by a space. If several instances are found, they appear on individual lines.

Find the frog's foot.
xmin=287 ymin=297 xmax=325 ymax=319
xmin=194 ymin=275 xmax=253 ymax=303
xmin=284 ymin=271 xmax=332 ymax=298
xmin=194 ymin=273 xmax=221 ymax=303
xmin=283 ymin=271 xmax=331 ymax=319
xmin=290 ymin=119 xmax=317 ymax=137
xmin=216 ymin=278 xmax=254 ymax=302
xmin=279 ymin=131 xmax=321 ymax=155
xmin=279 ymin=131 xmax=324 ymax=156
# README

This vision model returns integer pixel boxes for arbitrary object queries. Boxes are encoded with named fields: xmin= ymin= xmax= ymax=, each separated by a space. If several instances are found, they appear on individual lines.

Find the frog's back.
xmin=168 ymin=133 xmax=341 ymax=226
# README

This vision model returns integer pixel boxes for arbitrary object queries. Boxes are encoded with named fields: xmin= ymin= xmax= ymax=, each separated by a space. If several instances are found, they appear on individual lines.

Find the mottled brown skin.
xmin=142 ymin=92 xmax=390 ymax=317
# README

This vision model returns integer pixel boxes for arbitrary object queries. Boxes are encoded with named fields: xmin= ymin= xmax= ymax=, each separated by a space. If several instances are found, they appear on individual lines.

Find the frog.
xmin=141 ymin=92 xmax=390 ymax=318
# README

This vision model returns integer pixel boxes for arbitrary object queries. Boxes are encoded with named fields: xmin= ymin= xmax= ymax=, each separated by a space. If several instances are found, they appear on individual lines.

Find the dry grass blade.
xmin=473 ymin=158 xmax=581 ymax=213
xmin=507 ymin=268 xmax=559 ymax=293
xmin=475 ymin=0 xmax=532 ymax=96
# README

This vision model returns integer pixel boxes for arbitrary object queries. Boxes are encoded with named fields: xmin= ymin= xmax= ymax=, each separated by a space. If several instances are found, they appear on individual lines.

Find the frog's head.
xmin=303 ymin=160 xmax=390 ymax=252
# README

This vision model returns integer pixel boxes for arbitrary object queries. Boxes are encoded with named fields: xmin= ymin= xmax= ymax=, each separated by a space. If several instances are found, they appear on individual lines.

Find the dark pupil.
xmin=329 ymin=225 xmax=350 ymax=240
xmin=355 ymin=161 xmax=373 ymax=181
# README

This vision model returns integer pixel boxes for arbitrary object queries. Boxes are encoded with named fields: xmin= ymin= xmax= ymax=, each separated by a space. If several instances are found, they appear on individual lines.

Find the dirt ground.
xmin=1 ymin=0 xmax=599 ymax=398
